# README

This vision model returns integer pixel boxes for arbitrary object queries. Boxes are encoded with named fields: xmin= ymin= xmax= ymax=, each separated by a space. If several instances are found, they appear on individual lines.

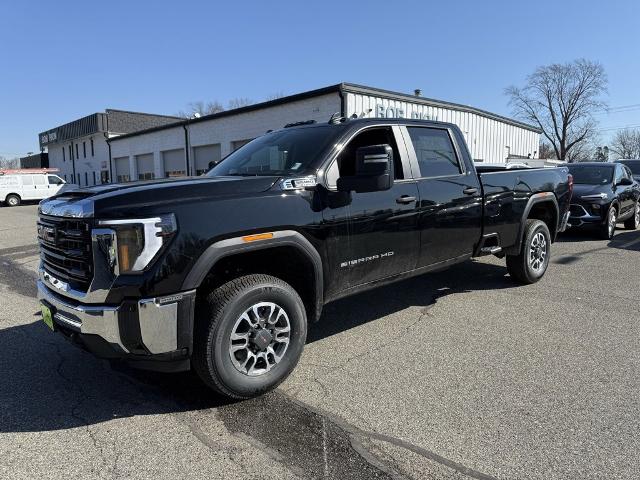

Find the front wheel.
xmin=623 ymin=201 xmax=639 ymax=230
xmin=193 ymin=274 xmax=307 ymax=399
xmin=5 ymin=194 xmax=20 ymax=207
xmin=506 ymin=219 xmax=551 ymax=284
xmin=599 ymin=206 xmax=617 ymax=239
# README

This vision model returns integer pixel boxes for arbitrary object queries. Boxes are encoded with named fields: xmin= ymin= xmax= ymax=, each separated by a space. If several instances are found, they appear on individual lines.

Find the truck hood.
xmin=40 ymin=176 xmax=280 ymax=218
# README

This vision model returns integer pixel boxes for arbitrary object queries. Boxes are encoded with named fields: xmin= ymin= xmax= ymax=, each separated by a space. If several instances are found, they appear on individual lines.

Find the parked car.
xmin=616 ymin=159 xmax=640 ymax=182
xmin=37 ymin=118 xmax=572 ymax=399
xmin=567 ymin=162 xmax=640 ymax=239
xmin=0 ymin=172 xmax=66 ymax=206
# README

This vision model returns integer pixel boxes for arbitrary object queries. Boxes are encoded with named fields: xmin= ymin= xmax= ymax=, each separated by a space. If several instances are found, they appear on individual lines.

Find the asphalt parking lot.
xmin=1 ymin=204 xmax=639 ymax=480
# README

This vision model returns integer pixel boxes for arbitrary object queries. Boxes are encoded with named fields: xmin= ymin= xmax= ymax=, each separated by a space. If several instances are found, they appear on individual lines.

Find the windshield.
xmin=208 ymin=126 xmax=338 ymax=177
xmin=619 ymin=161 xmax=640 ymax=175
xmin=568 ymin=165 xmax=614 ymax=185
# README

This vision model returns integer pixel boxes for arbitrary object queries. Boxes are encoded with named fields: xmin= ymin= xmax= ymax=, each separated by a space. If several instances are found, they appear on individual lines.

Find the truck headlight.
xmin=98 ymin=214 xmax=177 ymax=273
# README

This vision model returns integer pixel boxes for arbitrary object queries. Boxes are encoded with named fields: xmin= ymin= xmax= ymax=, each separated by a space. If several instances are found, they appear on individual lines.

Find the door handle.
xmin=396 ymin=195 xmax=416 ymax=204
xmin=463 ymin=187 xmax=478 ymax=195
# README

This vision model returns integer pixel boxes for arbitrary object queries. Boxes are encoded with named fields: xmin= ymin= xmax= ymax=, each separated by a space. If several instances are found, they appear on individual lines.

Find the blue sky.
xmin=1 ymin=0 xmax=639 ymax=157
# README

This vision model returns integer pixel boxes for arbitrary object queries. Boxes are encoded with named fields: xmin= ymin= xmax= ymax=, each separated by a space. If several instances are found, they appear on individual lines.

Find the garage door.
xmin=162 ymin=149 xmax=186 ymax=177
xmin=193 ymin=144 xmax=221 ymax=175
xmin=136 ymin=153 xmax=154 ymax=180
xmin=114 ymin=157 xmax=130 ymax=183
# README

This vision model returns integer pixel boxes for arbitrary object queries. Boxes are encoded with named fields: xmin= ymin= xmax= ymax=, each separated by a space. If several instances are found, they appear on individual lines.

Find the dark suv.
xmin=567 ymin=162 xmax=640 ymax=239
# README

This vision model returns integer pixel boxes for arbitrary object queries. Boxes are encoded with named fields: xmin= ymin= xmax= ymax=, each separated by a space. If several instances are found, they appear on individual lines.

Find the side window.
xmin=614 ymin=166 xmax=624 ymax=185
xmin=48 ymin=175 xmax=63 ymax=185
xmin=623 ymin=166 xmax=633 ymax=180
xmin=326 ymin=127 xmax=403 ymax=188
xmin=407 ymin=127 xmax=461 ymax=178
xmin=33 ymin=175 xmax=46 ymax=186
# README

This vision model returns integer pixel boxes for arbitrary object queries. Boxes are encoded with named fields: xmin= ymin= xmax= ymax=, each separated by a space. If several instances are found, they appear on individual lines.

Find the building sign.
xmin=39 ymin=131 xmax=58 ymax=145
xmin=375 ymin=104 xmax=437 ymax=121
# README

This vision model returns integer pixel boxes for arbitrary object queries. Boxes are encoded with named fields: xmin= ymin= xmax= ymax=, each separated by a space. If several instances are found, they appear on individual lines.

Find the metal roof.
xmin=109 ymin=82 xmax=542 ymax=143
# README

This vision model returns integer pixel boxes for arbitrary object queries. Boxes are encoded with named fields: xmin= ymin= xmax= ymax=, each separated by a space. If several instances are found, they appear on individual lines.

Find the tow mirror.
xmin=336 ymin=144 xmax=393 ymax=193
xmin=618 ymin=177 xmax=633 ymax=186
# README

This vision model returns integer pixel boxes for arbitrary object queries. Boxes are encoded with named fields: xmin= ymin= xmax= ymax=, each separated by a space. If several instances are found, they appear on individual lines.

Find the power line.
xmin=593 ymin=104 xmax=640 ymax=116
xmin=597 ymin=124 xmax=640 ymax=133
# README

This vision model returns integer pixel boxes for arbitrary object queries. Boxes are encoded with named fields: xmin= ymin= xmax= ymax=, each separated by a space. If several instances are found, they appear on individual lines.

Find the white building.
xmin=39 ymin=110 xmax=181 ymax=186
xmin=42 ymin=84 xmax=541 ymax=185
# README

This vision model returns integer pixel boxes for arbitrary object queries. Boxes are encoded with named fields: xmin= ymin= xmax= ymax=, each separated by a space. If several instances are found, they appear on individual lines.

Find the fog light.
xmin=592 ymin=204 xmax=601 ymax=210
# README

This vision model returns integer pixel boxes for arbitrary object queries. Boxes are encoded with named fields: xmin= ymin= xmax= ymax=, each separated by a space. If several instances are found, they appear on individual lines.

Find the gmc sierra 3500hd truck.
xmin=37 ymin=117 xmax=572 ymax=399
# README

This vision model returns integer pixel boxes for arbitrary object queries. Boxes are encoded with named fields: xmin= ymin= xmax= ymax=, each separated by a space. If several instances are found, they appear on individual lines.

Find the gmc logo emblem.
xmin=38 ymin=225 xmax=57 ymax=245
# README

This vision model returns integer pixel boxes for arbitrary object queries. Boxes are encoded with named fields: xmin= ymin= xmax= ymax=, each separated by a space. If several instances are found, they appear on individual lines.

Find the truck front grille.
xmin=38 ymin=214 xmax=94 ymax=292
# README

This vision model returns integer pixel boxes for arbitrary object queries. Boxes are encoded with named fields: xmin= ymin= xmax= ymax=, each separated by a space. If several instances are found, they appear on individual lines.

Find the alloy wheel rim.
xmin=229 ymin=302 xmax=291 ymax=377
xmin=609 ymin=209 xmax=616 ymax=236
xmin=528 ymin=231 xmax=547 ymax=273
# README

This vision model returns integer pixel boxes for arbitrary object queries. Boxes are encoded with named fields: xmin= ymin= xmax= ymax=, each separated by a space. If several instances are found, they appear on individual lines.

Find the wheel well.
xmin=197 ymin=246 xmax=318 ymax=321
xmin=527 ymin=201 xmax=558 ymax=239
xmin=6 ymin=193 xmax=20 ymax=199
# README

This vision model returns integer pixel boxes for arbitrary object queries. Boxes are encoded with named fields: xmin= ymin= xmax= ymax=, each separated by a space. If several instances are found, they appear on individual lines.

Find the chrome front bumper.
xmin=37 ymin=280 xmax=195 ymax=357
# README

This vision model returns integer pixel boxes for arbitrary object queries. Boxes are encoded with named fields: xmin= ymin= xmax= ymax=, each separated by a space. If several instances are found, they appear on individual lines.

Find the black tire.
xmin=5 ymin=194 xmax=20 ymax=207
xmin=193 ymin=274 xmax=307 ymax=399
xmin=599 ymin=206 xmax=617 ymax=240
xmin=623 ymin=201 xmax=639 ymax=230
xmin=506 ymin=219 xmax=551 ymax=284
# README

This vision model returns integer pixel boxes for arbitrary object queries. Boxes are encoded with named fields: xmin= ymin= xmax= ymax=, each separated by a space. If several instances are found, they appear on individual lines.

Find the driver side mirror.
xmin=336 ymin=144 xmax=393 ymax=193
xmin=618 ymin=177 xmax=633 ymax=186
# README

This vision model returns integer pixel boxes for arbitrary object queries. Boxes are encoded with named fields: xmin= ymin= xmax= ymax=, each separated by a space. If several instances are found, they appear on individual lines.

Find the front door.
xmin=321 ymin=126 xmax=420 ymax=295
xmin=401 ymin=126 xmax=482 ymax=267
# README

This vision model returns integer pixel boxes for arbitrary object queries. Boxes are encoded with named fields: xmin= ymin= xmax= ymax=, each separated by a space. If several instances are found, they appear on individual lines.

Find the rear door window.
xmin=407 ymin=127 xmax=462 ymax=178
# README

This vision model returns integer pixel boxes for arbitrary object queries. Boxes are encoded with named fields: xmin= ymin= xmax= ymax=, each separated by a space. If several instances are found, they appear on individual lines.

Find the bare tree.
xmin=538 ymin=142 xmax=556 ymax=159
xmin=177 ymin=100 xmax=225 ymax=118
xmin=506 ymin=59 xmax=607 ymax=162
xmin=609 ymin=128 xmax=640 ymax=159
xmin=265 ymin=92 xmax=286 ymax=101
xmin=0 ymin=156 xmax=19 ymax=169
xmin=227 ymin=97 xmax=254 ymax=109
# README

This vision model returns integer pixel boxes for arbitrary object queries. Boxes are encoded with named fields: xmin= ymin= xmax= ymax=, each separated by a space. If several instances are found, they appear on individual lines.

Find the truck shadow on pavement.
xmin=308 ymin=259 xmax=516 ymax=343
xmin=1 ymin=260 xmax=515 ymax=436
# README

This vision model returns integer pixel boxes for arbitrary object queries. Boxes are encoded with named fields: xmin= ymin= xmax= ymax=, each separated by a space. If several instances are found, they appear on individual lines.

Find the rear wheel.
xmin=506 ymin=219 xmax=551 ymax=284
xmin=5 ymin=194 xmax=20 ymax=207
xmin=193 ymin=274 xmax=307 ymax=399
xmin=599 ymin=206 xmax=617 ymax=239
xmin=623 ymin=201 xmax=639 ymax=230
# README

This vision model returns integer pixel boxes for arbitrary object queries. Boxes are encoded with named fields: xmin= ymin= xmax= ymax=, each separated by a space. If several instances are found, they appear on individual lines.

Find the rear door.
xmin=20 ymin=175 xmax=37 ymax=200
xmin=32 ymin=174 xmax=48 ymax=199
xmin=321 ymin=125 xmax=420 ymax=293
xmin=401 ymin=125 xmax=482 ymax=267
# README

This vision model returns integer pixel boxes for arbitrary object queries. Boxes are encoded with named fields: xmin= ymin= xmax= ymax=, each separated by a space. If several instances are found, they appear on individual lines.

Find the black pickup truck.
xmin=37 ymin=118 xmax=572 ymax=398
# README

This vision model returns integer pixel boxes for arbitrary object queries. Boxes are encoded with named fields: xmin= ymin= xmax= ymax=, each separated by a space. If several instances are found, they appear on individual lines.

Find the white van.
xmin=0 ymin=173 xmax=66 ymax=206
